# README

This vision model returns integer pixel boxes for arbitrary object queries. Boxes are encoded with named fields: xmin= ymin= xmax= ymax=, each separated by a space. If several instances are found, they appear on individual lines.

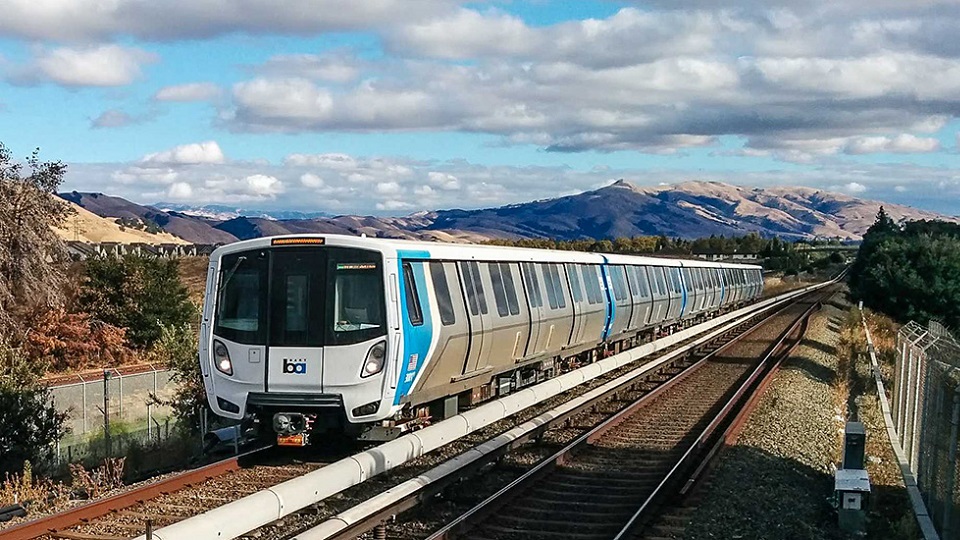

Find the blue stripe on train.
xmin=394 ymin=251 xmax=433 ymax=405
xmin=600 ymin=258 xmax=615 ymax=341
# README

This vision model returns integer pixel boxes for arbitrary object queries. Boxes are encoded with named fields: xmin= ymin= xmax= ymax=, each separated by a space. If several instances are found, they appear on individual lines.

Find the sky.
xmin=1 ymin=0 xmax=960 ymax=216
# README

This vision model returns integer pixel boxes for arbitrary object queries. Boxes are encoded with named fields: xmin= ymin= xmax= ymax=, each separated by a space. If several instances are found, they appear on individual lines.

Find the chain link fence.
xmin=46 ymin=366 xmax=181 ymax=470
xmin=894 ymin=320 xmax=960 ymax=539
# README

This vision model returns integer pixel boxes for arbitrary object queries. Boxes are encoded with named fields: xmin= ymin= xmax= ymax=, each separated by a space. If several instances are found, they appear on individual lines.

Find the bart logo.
xmin=283 ymin=358 xmax=308 ymax=374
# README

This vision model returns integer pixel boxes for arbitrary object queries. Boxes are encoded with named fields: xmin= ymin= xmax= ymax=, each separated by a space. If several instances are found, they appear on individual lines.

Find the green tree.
xmin=0 ymin=341 xmax=67 ymax=475
xmin=151 ymin=322 xmax=205 ymax=432
xmin=80 ymin=256 xmax=195 ymax=348
xmin=849 ymin=211 xmax=960 ymax=329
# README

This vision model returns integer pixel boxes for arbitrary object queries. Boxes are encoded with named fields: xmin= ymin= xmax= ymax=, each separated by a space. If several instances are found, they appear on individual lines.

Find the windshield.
xmin=213 ymin=246 xmax=385 ymax=347
xmin=331 ymin=260 xmax=385 ymax=335
xmin=215 ymin=251 xmax=268 ymax=345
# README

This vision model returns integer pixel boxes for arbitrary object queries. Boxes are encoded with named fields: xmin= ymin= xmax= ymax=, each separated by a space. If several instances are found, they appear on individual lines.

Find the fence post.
xmin=942 ymin=388 xmax=960 ymax=540
xmin=103 ymin=369 xmax=112 ymax=458
xmin=147 ymin=402 xmax=152 ymax=441
xmin=118 ymin=373 xmax=123 ymax=421
xmin=82 ymin=381 xmax=88 ymax=435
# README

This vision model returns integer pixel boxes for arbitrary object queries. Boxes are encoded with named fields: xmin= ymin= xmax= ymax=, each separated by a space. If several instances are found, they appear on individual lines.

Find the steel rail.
xmin=612 ymin=293 xmax=827 ymax=540
xmin=419 ymin=291 xmax=825 ymax=540
xmin=0 ymin=447 xmax=269 ymax=540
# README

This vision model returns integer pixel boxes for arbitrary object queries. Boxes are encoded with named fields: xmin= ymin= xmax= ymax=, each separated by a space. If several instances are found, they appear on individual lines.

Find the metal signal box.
xmin=842 ymin=421 xmax=866 ymax=470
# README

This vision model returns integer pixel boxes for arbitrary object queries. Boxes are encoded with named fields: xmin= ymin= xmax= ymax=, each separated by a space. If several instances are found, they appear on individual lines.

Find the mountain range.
xmin=58 ymin=180 xmax=958 ymax=245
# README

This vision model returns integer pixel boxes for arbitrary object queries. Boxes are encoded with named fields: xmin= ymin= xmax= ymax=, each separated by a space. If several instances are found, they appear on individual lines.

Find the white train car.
xmin=199 ymin=235 xmax=763 ymax=445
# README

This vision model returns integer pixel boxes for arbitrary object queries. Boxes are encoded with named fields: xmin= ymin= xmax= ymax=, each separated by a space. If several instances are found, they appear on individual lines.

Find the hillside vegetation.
xmin=849 ymin=208 xmax=960 ymax=330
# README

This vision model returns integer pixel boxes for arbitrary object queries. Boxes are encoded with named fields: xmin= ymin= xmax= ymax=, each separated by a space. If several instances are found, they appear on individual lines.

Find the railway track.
xmin=0 ymin=445 xmax=353 ymax=540
xmin=3 ymin=282 xmax=835 ymax=540
xmin=420 ymin=291 xmax=828 ymax=540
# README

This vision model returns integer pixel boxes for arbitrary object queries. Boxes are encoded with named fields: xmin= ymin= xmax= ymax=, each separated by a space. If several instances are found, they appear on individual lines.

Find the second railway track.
xmin=422 ymin=289 xmax=830 ymax=540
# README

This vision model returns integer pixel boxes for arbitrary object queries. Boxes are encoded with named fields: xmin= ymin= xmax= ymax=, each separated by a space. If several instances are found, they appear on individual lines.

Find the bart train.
xmin=199 ymin=235 xmax=763 ymax=445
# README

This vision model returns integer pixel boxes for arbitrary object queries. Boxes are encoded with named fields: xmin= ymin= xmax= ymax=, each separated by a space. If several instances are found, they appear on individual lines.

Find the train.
xmin=199 ymin=234 xmax=764 ymax=445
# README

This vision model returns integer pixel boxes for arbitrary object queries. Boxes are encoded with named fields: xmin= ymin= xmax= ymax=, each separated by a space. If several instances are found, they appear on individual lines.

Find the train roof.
xmin=213 ymin=234 xmax=763 ymax=270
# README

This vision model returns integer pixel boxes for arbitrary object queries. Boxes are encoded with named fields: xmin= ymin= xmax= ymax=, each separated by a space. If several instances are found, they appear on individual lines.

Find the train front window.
xmin=329 ymin=252 xmax=386 ymax=345
xmin=215 ymin=251 xmax=268 ymax=345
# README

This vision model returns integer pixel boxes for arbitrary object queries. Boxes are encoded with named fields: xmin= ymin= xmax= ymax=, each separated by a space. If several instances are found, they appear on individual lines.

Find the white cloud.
xmin=0 ymin=0 xmax=456 ymax=41
xmin=154 ymin=82 xmax=221 ymax=102
xmin=299 ymin=173 xmax=325 ymax=188
xmin=376 ymin=181 xmax=402 ymax=194
xmin=244 ymin=174 xmax=283 ymax=197
xmin=256 ymin=52 xmax=363 ymax=83
xmin=14 ymin=44 xmax=157 ymax=87
xmin=843 ymin=182 xmax=868 ymax=194
xmin=63 ymin=149 xmax=960 ymax=216
xmin=167 ymin=182 xmax=194 ymax=199
xmin=141 ymin=141 xmax=226 ymax=165
xmin=844 ymin=134 xmax=941 ymax=154
xmin=91 ymin=109 xmax=137 ymax=128
xmin=427 ymin=172 xmax=460 ymax=190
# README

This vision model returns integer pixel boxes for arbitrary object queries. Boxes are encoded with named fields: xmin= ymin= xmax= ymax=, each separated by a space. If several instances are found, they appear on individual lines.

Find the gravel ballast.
xmin=683 ymin=298 xmax=848 ymax=540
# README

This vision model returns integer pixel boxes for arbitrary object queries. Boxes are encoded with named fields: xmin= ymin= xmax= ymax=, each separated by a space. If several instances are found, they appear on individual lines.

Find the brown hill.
xmin=53 ymin=201 xmax=189 ymax=244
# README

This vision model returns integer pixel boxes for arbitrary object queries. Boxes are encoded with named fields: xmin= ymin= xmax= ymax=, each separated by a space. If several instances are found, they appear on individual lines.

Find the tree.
xmin=0 ymin=341 xmax=67 ymax=475
xmin=80 ymin=256 xmax=195 ymax=348
xmin=151 ymin=322 xmax=205 ymax=432
xmin=849 ymin=214 xmax=960 ymax=329
xmin=0 ymin=143 xmax=72 ymax=338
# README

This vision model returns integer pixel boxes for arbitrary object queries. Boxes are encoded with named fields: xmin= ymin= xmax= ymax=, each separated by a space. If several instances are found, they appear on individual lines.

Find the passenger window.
xmin=637 ymin=267 xmax=651 ymax=298
xmin=430 ymin=263 xmax=456 ymax=326
xmin=654 ymin=268 xmax=667 ymax=296
xmin=488 ymin=263 xmax=510 ymax=317
xmin=523 ymin=262 xmax=543 ymax=308
xmin=567 ymin=264 xmax=584 ymax=303
xmin=402 ymin=263 xmax=424 ymax=326
xmin=461 ymin=261 xmax=480 ymax=316
xmin=470 ymin=261 xmax=488 ymax=315
xmin=500 ymin=263 xmax=521 ymax=315
xmin=582 ymin=265 xmax=602 ymax=305
xmin=610 ymin=266 xmax=627 ymax=301
xmin=542 ymin=264 xmax=559 ymax=309
xmin=672 ymin=268 xmax=683 ymax=294
xmin=550 ymin=265 xmax=566 ymax=309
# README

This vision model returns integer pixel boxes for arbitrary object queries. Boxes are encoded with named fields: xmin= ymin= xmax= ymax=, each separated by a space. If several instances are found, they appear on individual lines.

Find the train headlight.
xmin=361 ymin=341 xmax=386 ymax=378
xmin=214 ymin=340 xmax=233 ymax=376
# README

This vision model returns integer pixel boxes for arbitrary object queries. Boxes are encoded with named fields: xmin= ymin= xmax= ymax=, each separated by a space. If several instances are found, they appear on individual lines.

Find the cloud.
xmin=141 ymin=141 xmax=226 ymax=165
xmin=0 ymin=0 xmax=456 ymax=41
xmin=11 ymin=45 xmax=157 ymax=87
xmin=843 ymin=182 xmax=868 ymax=194
xmin=388 ymin=8 xmax=724 ymax=67
xmin=62 ymin=148 xmax=960 ymax=216
xmin=300 ymin=173 xmax=324 ymax=188
xmin=166 ymin=182 xmax=194 ymax=199
xmin=255 ymin=52 xmax=363 ymax=83
xmin=91 ymin=109 xmax=138 ymax=128
xmin=844 ymin=134 xmax=941 ymax=154
xmin=221 ymin=4 xmax=960 ymax=156
xmin=154 ymin=82 xmax=221 ymax=102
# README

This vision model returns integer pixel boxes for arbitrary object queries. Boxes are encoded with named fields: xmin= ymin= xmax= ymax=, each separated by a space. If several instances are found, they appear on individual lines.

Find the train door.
xmin=484 ymin=262 xmax=529 ymax=363
xmin=411 ymin=262 xmax=471 ymax=392
xmin=521 ymin=262 xmax=547 ymax=356
xmin=625 ymin=265 xmax=652 ymax=329
xmin=459 ymin=261 xmax=492 ymax=375
xmin=265 ymin=249 xmax=327 ymax=394
xmin=565 ymin=263 xmax=588 ymax=346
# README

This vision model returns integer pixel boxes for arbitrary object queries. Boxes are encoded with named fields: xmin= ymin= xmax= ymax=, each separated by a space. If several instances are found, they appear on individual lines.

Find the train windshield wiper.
xmin=218 ymin=255 xmax=247 ymax=296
